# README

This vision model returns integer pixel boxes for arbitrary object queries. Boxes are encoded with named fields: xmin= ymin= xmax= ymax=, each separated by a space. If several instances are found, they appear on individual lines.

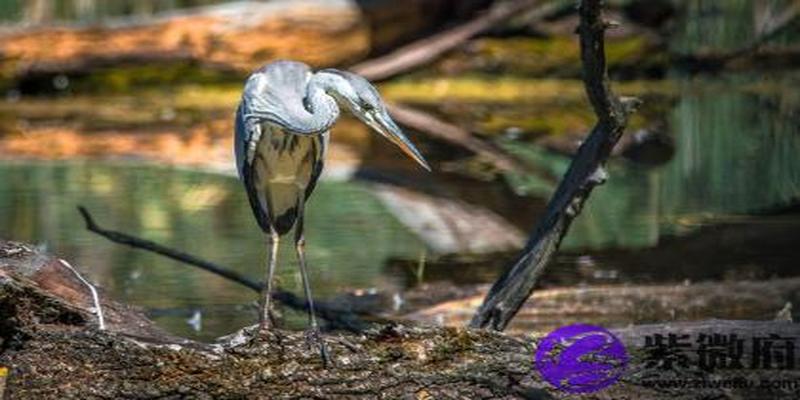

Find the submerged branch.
xmin=352 ymin=0 xmax=558 ymax=81
xmin=76 ymin=206 xmax=370 ymax=332
xmin=78 ymin=206 xmax=260 ymax=290
xmin=470 ymin=0 xmax=639 ymax=331
xmin=679 ymin=2 xmax=799 ymax=70
xmin=387 ymin=103 xmax=528 ymax=172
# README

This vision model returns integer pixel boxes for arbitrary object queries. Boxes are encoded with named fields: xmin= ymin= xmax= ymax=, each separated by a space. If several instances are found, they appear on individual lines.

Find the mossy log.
xmin=1 ymin=239 xmax=799 ymax=399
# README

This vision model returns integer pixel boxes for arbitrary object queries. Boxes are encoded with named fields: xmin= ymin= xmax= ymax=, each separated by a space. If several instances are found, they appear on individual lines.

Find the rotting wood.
xmin=1 ymin=242 xmax=798 ymax=399
xmin=406 ymin=278 xmax=800 ymax=334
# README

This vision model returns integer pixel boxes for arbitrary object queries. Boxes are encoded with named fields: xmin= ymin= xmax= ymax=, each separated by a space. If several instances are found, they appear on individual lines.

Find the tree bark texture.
xmin=2 ymin=240 xmax=799 ymax=399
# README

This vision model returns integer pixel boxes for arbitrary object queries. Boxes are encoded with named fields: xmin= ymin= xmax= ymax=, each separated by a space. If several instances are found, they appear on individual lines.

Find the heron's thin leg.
xmin=295 ymin=200 xmax=331 ymax=365
xmin=259 ymin=229 xmax=280 ymax=332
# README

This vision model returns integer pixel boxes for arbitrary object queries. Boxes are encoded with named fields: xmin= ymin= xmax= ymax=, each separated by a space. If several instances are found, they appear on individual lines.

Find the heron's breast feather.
xmin=251 ymin=125 xmax=324 ymax=223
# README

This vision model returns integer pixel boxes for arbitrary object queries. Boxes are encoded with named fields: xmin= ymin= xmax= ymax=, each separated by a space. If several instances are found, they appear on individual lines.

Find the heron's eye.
xmin=361 ymin=102 xmax=374 ymax=111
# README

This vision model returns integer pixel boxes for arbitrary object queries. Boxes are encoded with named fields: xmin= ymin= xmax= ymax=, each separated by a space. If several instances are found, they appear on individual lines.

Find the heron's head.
xmin=319 ymin=69 xmax=430 ymax=171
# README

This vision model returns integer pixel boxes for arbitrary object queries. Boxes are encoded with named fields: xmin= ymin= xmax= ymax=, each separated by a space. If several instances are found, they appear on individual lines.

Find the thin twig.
xmin=77 ymin=206 xmax=371 ymax=332
xmin=59 ymin=259 xmax=106 ymax=330
xmin=470 ymin=0 xmax=639 ymax=331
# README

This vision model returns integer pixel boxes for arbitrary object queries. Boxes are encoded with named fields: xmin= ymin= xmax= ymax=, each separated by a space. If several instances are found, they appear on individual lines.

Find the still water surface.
xmin=0 ymin=162 xmax=425 ymax=337
xmin=1 ymin=71 xmax=799 ymax=338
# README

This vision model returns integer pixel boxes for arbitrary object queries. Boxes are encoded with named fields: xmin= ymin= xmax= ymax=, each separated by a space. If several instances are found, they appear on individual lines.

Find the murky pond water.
xmin=540 ymin=73 xmax=800 ymax=285
xmin=0 ymin=162 xmax=425 ymax=338
xmin=2 ymin=69 xmax=799 ymax=339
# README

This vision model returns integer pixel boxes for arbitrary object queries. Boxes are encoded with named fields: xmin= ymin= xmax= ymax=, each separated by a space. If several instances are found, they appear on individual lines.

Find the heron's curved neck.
xmin=278 ymin=72 xmax=342 ymax=135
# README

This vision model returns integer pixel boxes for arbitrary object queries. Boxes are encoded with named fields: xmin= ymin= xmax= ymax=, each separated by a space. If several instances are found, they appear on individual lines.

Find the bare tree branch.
xmin=351 ymin=0 xmax=559 ymax=81
xmin=735 ymin=1 xmax=799 ymax=58
xmin=470 ymin=0 xmax=640 ymax=331
xmin=387 ymin=103 xmax=529 ymax=172
xmin=77 ymin=206 xmax=371 ymax=332
xmin=680 ymin=2 xmax=799 ymax=70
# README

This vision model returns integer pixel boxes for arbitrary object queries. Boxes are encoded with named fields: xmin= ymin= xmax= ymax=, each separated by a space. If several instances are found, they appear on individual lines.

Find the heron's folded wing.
xmin=242 ymin=61 xmax=313 ymax=131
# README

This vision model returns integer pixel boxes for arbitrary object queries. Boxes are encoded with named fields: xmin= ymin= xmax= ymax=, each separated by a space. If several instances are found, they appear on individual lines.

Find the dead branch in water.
xmin=351 ymin=0 xmax=558 ymax=81
xmin=679 ymin=1 xmax=800 ymax=70
xmin=470 ymin=0 xmax=640 ymax=331
xmin=77 ymin=206 xmax=370 ymax=332
xmin=352 ymin=0 xmax=560 ymax=173
xmin=387 ymin=103 xmax=529 ymax=172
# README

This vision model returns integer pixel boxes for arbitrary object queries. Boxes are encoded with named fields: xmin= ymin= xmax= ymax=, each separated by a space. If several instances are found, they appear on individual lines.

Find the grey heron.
xmin=234 ymin=60 xmax=429 ymax=362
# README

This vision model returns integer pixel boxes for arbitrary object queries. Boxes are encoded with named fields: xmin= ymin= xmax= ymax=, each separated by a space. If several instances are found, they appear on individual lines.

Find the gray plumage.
xmin=233 ymin=60 xmax=429 ymax=363
xmin=235 ymin=60 xmax=428 ymax=235
xmin=235 ymin=61 xmax=331 ymax=234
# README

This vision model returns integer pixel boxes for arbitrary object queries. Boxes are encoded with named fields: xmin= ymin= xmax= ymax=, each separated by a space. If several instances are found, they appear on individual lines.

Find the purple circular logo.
xmin=535 ymin=324 xmax=628 ymax=394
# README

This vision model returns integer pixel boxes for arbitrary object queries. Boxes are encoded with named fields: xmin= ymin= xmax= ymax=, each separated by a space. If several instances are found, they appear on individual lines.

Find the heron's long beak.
xmin=366 ymin=110 xmax=431 ymax=171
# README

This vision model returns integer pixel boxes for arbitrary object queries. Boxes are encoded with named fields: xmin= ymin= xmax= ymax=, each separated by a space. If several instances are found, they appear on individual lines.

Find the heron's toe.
xmin=241 ymin=325 xmax=281 ymax=348
xmin=304 ymin=329 xmax=334 ymax=368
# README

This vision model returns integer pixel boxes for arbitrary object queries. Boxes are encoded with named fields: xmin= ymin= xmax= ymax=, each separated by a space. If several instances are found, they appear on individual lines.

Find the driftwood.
xmin=2 ymin=239 xmax=799 ymax=399
xmin=372 ymin=183 xmax=526 ymax=254
xmin=471 ymin=0 xmax=639 ymax=330
xmin=352 ymin=0 xmax=557 ymax=171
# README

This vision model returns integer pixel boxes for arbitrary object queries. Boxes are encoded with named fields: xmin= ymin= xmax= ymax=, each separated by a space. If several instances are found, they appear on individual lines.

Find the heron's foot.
xmin=255 ymin=307 xmax=279 ymax=334
xmin=305 ymin=328 xmax=333 ymax=367
xmin=242 ymin=323 xmax=281 ymax=347
xmin=257 ymin=319 xmax=272 ymax=334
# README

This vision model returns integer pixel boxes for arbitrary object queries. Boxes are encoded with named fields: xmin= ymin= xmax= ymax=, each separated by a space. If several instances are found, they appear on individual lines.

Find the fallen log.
xmin=405 ymin=278 xmax=800 ymax=334
xmin=2 ymin=239 xmax=799 ymax=399
xmin=0 ymin=240 xmax=175 ymax=341
xmin=372 ymin=184 xmax=525 ymax=255
xmin=0 ymin=0 xmax=495 ymax=83
xmin=0 ymin=1 xmax=366 ymax=79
